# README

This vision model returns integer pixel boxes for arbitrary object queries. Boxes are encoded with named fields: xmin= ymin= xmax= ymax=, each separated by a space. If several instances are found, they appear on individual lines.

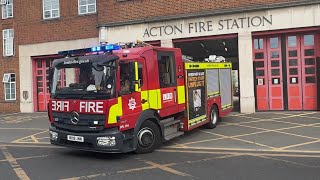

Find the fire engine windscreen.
xmin=50 ymin=55 xmax=117 ymax=99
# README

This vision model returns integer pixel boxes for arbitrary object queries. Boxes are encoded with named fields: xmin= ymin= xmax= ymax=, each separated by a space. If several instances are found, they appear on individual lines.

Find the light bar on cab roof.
xmin=59 ymin=44 xmax=121 ymax=56
xmin=91 ymin=44 xmax=121 ymax=52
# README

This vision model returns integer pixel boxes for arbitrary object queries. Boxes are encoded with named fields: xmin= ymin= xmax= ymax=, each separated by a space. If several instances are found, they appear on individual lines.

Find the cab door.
xmin=119 ymin=60 xmax=144 ymax=130
xmin=157 ymin=51 xmax=179 ymax=115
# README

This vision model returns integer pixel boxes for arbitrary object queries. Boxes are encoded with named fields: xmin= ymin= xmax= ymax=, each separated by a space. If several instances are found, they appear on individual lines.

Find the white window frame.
xmin=78 ymin=0 xmax=96 ymax=15
xmin=2 ymin=73 xmax=10 ymax=82
xmin=2 ymin=29 xmax=14 ymax=56
xmin=3 ymin=73 xmax=16 ymax=101
xmin=1 ymin=0 xmax=13 ymax=19
xmin=43 ymin=0 xmax=60 ymax=19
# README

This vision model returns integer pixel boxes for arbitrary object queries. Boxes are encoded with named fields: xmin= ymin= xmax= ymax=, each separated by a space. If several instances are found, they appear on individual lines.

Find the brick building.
xmin=0 ymin=0 xmax=320 ymax=113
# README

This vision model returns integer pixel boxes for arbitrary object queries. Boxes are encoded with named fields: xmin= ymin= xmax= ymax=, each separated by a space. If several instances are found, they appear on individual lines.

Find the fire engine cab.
xmin=48 ymin=42 xmax=233 ymax=153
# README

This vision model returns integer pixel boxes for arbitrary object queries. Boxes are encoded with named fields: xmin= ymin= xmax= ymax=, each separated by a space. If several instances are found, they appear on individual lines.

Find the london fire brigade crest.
xmin=128 ymin=98 xmax=137 ymax=110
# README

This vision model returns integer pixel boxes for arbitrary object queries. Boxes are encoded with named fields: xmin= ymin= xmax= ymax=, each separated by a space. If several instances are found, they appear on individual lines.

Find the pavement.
xmin=0 ymin=111 xmax=319 ymax=180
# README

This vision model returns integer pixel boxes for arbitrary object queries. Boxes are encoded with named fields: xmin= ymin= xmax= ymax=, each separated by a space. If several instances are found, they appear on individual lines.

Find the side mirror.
xmin=48 ymin=67 xmax=54 ymax=93
xmin=92 ymin=63 xmax=104 ymax=71
xmin=129 ymin=85 xmax=135 ymax=92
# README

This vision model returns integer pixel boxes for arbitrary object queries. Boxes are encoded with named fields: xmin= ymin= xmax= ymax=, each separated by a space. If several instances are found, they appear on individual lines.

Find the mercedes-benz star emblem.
xmin=70 ymin=111 xmax=80 ymax=125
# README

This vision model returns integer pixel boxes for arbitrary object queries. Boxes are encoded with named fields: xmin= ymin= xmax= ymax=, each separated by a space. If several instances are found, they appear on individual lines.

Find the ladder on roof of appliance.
xmin=113 ymin=40 xmax=152 ymax=49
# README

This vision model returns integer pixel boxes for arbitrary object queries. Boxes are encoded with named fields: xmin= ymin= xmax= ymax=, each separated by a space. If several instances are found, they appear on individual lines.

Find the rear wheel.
xmin=135 ymin=120 xmax=160 ymax=154
xmin=206 ymin=105 xmax=219 ymax=129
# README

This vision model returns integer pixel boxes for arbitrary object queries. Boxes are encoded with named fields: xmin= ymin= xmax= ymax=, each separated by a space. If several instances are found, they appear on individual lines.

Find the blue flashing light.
xmin=90 ymin=44 xmax=121 ymax=53
xmin=105 ymin=44 xmax=121 ymax=51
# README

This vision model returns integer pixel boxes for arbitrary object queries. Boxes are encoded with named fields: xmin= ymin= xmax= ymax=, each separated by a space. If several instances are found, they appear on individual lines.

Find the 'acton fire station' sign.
xmin=143 ymin=15 xmax=272 ymax=37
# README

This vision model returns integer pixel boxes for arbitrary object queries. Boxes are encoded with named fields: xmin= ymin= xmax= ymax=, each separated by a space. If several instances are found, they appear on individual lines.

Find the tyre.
xmin=135 ymin=120 xmax=161 ymax=154
xmin=206 ymin=105 xmax=219 ymax=129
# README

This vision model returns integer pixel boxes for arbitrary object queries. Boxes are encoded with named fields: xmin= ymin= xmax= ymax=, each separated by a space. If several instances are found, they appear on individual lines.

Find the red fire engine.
xmin=48 ymin=42 xmax=233 ymax=153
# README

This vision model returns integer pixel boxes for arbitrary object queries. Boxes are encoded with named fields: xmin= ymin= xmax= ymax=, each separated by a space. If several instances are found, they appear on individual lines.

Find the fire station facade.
xmin=99 ymin=3 xmax=320 ymax=113
xmin=1 ymin=1 xmax=320 ymax=113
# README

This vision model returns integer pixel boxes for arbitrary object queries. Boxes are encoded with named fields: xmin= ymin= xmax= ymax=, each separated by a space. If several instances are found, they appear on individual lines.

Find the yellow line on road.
xmin=200 ymin=130 xmax=275 ymax=149
xmin=0 ymin=113 xmax=19 ymax=117
xmin=144 ymin=160 xmax=192 ymax=177
xmin=12 ymin=130 xmax=48 ymax=143
xmin=234 ymin=123 xmax=320 ymax=141
xmin=270 ymin=112 xmax=318 ymax=120
xmin=221 ymin=112 xmax=318 ymax=127
xmin=61 ymin=154 xmax=238 ymax=180
xmin=219 ymin=119 xmax=269 ymax=127
xmin=275 ymin=139 xmax=320 ymax=150
xmin=60 ymin=163 xmax=177 ymax=180
xmin=161 ymin=146 xmax=320 ymax=154
xmin=184 ymin=154 xmax=241 ymax=164
xmin=0 ymin=155 xmax=49 ymax=162
xmin=11 ymin=142 xmax=50 ymax=144
xmin=0 ymin=146 xmax=31 ymax=180
xmin=2 ymin=144 xmax=61 ymax=148
xmin=174 ymin=122 xmax=320 ymax=147
xmin=301 ymin=116 xmax=320 ymax=120
xmin=177 ymin=129 xmax=273 ymax=146
xmin=0 ymin=128 xmax=47 ymax=130
xmin=30 ymin=136 xmax=39 ymax=143
xmin=251 ymin=154 xmax=320 ymax=168
xmin=157 ymin=149 xmax=320 ymax=158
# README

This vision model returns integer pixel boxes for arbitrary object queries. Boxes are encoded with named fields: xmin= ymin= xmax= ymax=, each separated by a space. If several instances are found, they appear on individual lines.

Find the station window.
xmin=270 ymin=37 xmax=279 ymax=49
xmin=2 ymin=29 xmax=14 ymax=56
xmin=288 ymin=36 xmax=297 ymax=47
xmin=2 ymin=73 xmax=16 ymax=100
xmin=304 ymin=35 xmax=314 ymax=46
xmin=1 ymin=0 xmax=13 ymax=19
xmin=43 ymin=0 xmax=60 ymax=19
xmin=78 ymin=0 xmax=96 ymax=15
xmin=254 ymin=38 xmax=263 ymax=49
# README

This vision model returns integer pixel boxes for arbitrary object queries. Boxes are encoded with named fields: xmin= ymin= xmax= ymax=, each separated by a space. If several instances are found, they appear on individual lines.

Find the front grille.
xmin=52 ymin=112 xmax=106 ymax=132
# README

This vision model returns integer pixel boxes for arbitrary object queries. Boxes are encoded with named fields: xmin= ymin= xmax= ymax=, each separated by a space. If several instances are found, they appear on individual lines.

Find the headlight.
xmin=50 ymin=131 xmax=58 ymax=141
xmin=97 ymin=136 xmax=116 ymax=147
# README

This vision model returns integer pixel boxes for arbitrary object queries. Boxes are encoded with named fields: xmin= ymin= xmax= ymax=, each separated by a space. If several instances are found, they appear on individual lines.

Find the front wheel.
xmin=206 ymin=105 xmax=220 ymax=129
xmin=135 ymin=120 xmax=160 ymax=154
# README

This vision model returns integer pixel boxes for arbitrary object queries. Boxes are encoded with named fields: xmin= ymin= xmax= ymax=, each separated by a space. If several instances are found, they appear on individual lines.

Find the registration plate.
xmin=67 ymin=135 xmax=84 ymax=142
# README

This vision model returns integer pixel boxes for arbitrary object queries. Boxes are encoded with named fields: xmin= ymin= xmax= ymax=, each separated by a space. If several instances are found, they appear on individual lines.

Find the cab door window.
xmin=157 ymin=51 xmax=176 ymax=88
xmin=119 ymin=61 xmax=143 ymax=94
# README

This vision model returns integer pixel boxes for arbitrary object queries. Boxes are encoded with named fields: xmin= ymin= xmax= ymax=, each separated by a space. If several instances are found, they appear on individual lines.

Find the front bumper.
xmin=49 ymin=125 xmax=134 ymax=153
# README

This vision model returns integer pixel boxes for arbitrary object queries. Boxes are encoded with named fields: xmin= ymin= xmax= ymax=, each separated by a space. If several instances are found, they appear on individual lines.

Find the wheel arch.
xmin=210 ymin=103 xmax=220 ymax=117
xmin=133 ymin=109 xmax=162 ymax=149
